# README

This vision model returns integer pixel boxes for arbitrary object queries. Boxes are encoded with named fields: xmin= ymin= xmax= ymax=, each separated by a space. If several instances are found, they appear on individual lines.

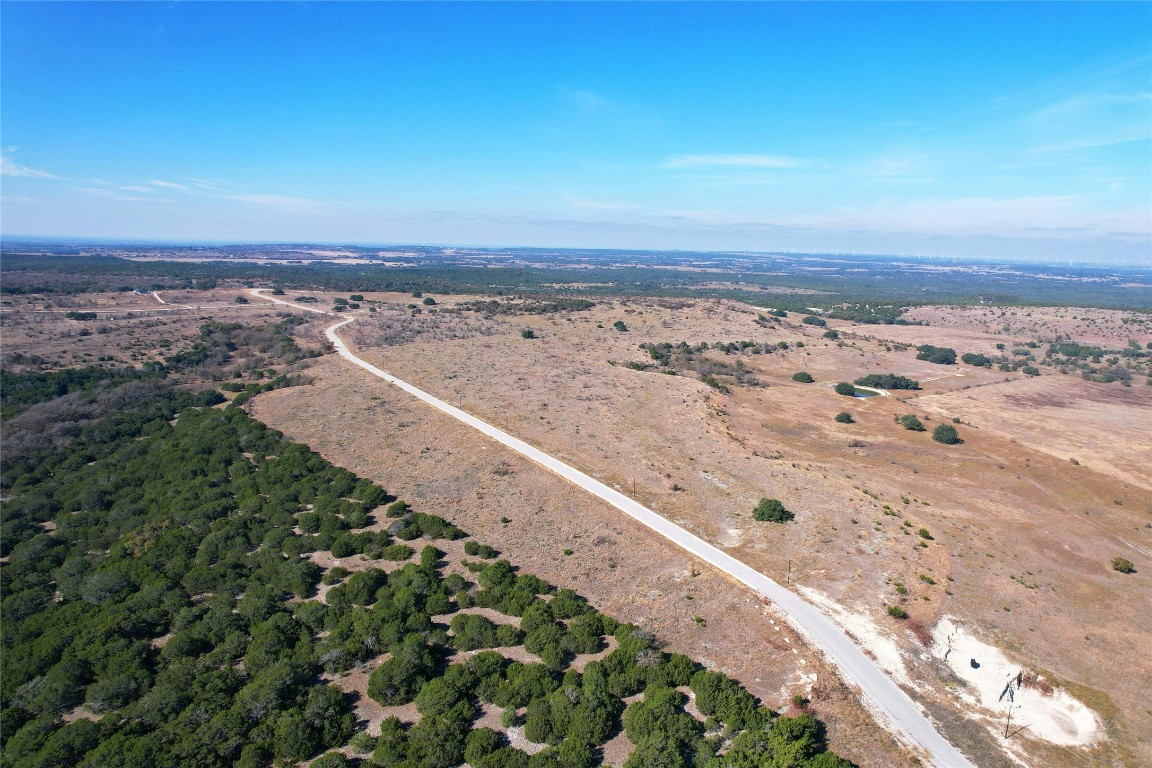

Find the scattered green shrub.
xmin=752 ymin=498 xmax=794 ymax=523
xmin=1111 ymin=557 xmax=1136 ymax=573
xmin=916 ymin=345 xmax=957 ymax=365
xmin=855 ymin=374 xmax=920 ymax=390
xmin=901 ymin=414 xmax=925 ymax=431
xmin=932 ymin=423 xmax=961 ymax=444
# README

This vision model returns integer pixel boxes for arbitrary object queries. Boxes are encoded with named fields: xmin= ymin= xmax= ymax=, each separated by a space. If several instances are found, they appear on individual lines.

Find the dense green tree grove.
xmin=853 ymin=374 xmax=920 ymax=390
xmin=0 ymin=365 xmax=164 ymax=420
xmin=914 ymin=345 xmax=956 ymax=365
xmin=959 ymin=353 xmax=990 ymax=368
xmin=0 ymin=380 xmax=383 ymax=766
xmin=1 ymin=368 xmax=853 ymax=768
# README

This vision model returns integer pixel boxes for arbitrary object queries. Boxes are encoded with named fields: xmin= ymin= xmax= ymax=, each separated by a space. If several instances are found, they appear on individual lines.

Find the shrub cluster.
xmin=0 ymin=367 xmax=854 ymax=768
xmin=752 ymin=498 xmax=794 ymax=524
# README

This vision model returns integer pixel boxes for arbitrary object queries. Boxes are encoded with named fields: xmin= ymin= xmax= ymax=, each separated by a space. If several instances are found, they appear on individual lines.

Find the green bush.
xmin=886 ymin=605 xmax=908 ymax=619
xmin=802 ymin=316 xmax=827 ymax=327
xmin=450 ymin=613 xmax=501 ymax=651
xmin=822 ymin=329 xmax=839 ymax=340
xmin=752 ymin=498 xmax=794 ymax=523
xmin=465 ymin=540 xmax=499 ymax=559
xmin=900 ymin=414 xmax=925 ymax=431
xmin=349 ymin=732 xmax=376 ymax=754
xmin=367 ymin=636 xmax=436 ymax=705
xmin=961 ymin=352 xmax=990 ymax=367
xmin=834 ymin=412 xmax=854 ymax=424
xmin=465 ymin=728 xmax=506 ymax=766
xmin=521 ymin=329 xmax=536 ymax=339
xmin=1111 ymin=557 xmax=1136 ymax=573
xmin=792 ymin=372 xmax=815 ymax=383
xmin=699 ymin=374 xmax=729 ymax=394
xmin=834 ymin=381 xmax=856 ymax=396
xmin=855 ymin=373 xmax=920 ymax=390
xmin=932 ymin=423 xmax=961 ymax=444
xmin=916 ymin=345 xmax=957 ymax=365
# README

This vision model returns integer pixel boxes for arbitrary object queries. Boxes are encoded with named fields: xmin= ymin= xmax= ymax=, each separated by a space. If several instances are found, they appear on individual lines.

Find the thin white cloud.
xmin=1035 ymin=91 xmax=1152 ymax=121
xmin=650 ymin=195 xmax=1150 ymax=241
xmin=182 ymin=176 xmax=239 ymax=191
xmin=806 ymin=196 xmax=1146 ymax=239
xmin=664 ymin=172 xmax=789 ymax=187
xmin=73 ymin=187 xmax=168 ymax=202
xmin=215 ymin=192 xmax=324 ymax=209
xmin=119 ymin=185 xmax=153 ymax=193
xmin=1027 ymin=90 xmax=1152 ymax=154
xmin=562 ymin=194 xmax=639 ymax=211
xmin=1 ymin=156 xmax=59 ymax=179
xmin=148 ymin=179 xmax=191 ymax=190
xmin=662 ymin=154 xmax=804 ymax=169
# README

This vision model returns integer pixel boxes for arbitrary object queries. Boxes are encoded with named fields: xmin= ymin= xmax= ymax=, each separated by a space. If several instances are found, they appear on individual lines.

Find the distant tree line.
xmin=854 ymin=374 xmax=920 ymax=390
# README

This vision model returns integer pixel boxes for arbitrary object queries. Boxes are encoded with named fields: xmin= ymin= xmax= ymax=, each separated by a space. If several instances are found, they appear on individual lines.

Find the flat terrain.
xmin=258 ymin=291 xmax=1149 ymax=768
xmin=253 ymin=357 xmax=918 ymax=768
xmin=3 ymin=287 xmax=1148 ymax=767
xmin=0 ymin=289 xmax=331 ymax=371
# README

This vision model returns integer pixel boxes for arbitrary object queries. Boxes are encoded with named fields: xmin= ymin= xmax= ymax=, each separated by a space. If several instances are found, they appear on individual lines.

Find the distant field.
xmin=4 ymin=246 xmax=1151 ymax=310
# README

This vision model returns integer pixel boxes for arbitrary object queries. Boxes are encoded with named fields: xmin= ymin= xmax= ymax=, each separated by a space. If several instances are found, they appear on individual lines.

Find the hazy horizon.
xmin=2 ymin=3 xmax=1149 ymax=266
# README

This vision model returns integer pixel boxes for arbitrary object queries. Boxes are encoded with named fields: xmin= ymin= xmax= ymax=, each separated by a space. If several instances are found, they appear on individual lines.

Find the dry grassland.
xmin=5 ymin=286 xmax=1146 ymax=766
xmin=250 ymin=291 xmax=1149 ymax=768
xmin=253 ymin=355 xmax=918 ymax=768
xmin=0 ymin=289 xmax=330 ymax=371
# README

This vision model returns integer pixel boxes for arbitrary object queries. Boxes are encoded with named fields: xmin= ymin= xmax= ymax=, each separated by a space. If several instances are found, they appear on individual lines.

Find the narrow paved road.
xmin=250 ymin=291 xmax=975 ymax=767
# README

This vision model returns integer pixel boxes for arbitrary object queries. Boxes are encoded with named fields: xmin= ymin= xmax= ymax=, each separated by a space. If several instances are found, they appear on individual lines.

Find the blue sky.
xmin=2 ymin=2 xmax=1149 ymax=263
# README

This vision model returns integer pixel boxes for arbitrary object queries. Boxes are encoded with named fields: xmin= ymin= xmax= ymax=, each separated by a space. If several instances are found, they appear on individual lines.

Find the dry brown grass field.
xmin=252 ymin=290 xmax=1147 ymax=768
xmin=0 ymin=289 xmax=331 ymax=371
xmin=252 ymin=357 xmax=920 ymax=768
xmin=3 ymin=287 xmax=1148 ymax=767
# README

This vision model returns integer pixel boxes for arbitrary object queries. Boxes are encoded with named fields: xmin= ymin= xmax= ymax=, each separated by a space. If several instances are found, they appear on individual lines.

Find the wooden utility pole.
xmin=1004 ymin=706 xmax=1013 ymax=738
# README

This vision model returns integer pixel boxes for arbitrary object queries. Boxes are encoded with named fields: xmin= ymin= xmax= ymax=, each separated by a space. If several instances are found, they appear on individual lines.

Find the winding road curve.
xmin=252 ymin=290 xmax=975 ymax=767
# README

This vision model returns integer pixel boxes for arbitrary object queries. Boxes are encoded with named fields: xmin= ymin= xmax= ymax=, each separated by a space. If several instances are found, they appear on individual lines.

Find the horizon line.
xmin=1 ymin=234 xmax=1148 ymax=270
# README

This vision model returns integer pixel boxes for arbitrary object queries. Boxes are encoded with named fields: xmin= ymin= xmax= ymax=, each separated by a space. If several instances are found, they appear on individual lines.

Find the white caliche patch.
xmin=932 ymin=616 xmax=1100 ymax=747
xmin=794 ymin=585 xmax=910 ymax=686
